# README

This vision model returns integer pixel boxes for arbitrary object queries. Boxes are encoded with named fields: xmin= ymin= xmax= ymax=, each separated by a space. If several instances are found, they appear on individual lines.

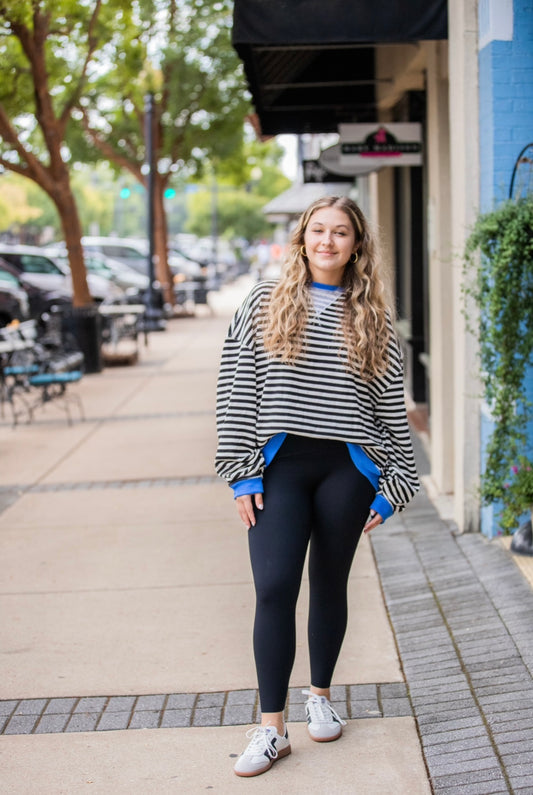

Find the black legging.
xmin=248 ymin=434 xmax=375 ymax=713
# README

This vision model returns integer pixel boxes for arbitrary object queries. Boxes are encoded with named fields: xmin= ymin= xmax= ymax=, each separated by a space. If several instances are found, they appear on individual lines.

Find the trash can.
xmin=61 ymin=305 xmax=103 ymax=374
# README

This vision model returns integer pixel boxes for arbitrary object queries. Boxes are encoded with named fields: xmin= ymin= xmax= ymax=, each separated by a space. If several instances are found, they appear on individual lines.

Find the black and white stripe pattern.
xmin=215 ymin=281 xmax=419 ymax=512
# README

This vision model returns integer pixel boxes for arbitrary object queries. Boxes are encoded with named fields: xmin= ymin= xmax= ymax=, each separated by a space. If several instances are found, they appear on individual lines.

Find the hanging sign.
xmin=303 ymin=159 xmax=354 ymax=184
xmin=339 ymin=123 xmax=423 ymax=169
xmin=318 ymin=143 xmax=380 ymax=177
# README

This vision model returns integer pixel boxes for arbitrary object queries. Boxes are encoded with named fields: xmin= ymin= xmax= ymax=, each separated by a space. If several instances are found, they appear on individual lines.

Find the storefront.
xmin=232 ymin=0 xmax=533 ymax=537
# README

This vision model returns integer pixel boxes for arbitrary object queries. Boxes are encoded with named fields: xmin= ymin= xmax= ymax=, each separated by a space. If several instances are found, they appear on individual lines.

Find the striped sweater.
xmin=215 ymin=280 xmax=419 ymax=515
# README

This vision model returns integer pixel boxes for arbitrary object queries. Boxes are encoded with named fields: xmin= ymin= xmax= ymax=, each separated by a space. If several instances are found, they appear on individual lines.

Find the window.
xmin=0 ymin=268 xmax=19 ymax=287
xmin=101 ymin=245 xmax=145 ymax=262
xmin=19 ymin=255 xmax=63 ymax=275
xmin=86 ymin=256 xmax=112 ymax=276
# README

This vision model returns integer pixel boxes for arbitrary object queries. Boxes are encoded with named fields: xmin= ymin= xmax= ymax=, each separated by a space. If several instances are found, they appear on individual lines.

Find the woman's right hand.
xmin=235 ymin=493 xmax=264 ymax=529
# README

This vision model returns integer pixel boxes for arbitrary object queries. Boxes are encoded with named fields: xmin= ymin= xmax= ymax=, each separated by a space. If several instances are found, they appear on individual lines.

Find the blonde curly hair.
xmin=261 ymin=195 xmax=392 ymax=380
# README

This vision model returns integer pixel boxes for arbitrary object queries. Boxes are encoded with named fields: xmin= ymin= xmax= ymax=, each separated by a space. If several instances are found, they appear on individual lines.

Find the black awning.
xmin=233 ymin=0 xmax=447 ymax=46
xmin=233 ymin=0 xmax=447 ymax=135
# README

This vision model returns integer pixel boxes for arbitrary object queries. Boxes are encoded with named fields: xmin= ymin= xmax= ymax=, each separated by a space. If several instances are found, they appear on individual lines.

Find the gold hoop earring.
xmin=300 ymin=246 xmax=307 ymax=258
xmin=350 ymin=252 xmax=358 ymax=264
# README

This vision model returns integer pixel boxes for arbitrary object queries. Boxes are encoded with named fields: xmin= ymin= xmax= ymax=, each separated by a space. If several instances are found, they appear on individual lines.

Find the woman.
xmin=216 ymin=196 xmax=419 ymax=777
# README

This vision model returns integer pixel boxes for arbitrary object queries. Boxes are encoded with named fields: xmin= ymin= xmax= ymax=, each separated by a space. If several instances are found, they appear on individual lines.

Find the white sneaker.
xmin=234 ymin=725 xmax=291 ymax=777
xmin=302 ymin=689 xmax=347 ymax=742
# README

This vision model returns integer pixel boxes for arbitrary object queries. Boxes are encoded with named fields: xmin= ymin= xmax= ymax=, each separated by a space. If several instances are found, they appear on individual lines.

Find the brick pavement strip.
xmin=35 ymin=714 xmax=70 ymax=734
xmin=66 ymin=713 xmax=99 ymax=733
xmin=74 ymin=696 xmax=107 ymax=713
xmin=0 ymin=488 xmax=22 ymax=516
xmin=0 ymin=683 xmax=410 ymax=736
xmin=104 ymin=696 xmax=136 ymax=713
xmin=160 ymin=709 xmax=194 ymax=729
xmin=43 ymin=697 xmax=78 ymax=714
xmin=96 ymin=711 xmax=131 ymax=732
xmin=222 ymin=704 xmax=254 ymax=726
xmin=4 ymin=715 xmax=39 ymax=735
xmin=192 ymin=707 xmax=223 ymax=727
xmin=371 ymin=491 xmax=533 ymax=795
xmin=129 ymin=710 xmax=162 ymax=730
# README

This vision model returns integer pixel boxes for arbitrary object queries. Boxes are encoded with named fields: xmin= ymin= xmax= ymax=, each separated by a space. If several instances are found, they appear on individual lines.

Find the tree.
xmin=70 ymin=164 xmax=116 ymax=237
xmin=186 ymin=189 xmax=271 ymax=242
xmin=185 ymin=137 xmax=291 ymax=241
xmin=77 ymin=0 xmax=250 ymax=302
xmin=0 ymin=0 xmax=130 ymax=305
xmin=0 ymin=174 xmax=42 ymax=234
xmin=0 ymin=165 xmax=117 ymax=241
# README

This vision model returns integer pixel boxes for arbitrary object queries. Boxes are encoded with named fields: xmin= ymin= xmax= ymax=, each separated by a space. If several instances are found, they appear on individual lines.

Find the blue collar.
xmin=310 ymin=281 xmax=344 ymax=292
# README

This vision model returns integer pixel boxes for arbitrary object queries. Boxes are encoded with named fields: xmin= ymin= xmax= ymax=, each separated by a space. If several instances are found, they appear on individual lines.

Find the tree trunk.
xmin=154 ymin=176 xmax=175 ymax=306
xmin=51 ymin=178 xmax=93 ymax=307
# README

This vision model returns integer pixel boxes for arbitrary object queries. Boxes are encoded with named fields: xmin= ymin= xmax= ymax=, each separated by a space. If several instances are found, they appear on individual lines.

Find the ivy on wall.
xmin=463 ymin=195 xmax=533 ymax=532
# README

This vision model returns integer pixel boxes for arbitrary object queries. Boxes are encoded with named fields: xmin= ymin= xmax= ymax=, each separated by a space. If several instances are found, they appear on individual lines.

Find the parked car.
xmin=80 ymin=236 xmax=145 ymax=266
xmin=0 ymin=257 xmax=71 ymax=321
xmin=0 ymin=261 xmax=30 ymax=327
xmin=0 ymin=244 xmax=124 ymax=305
xmin=179 ymin=236 xmax=240 ymax=286
xmin=167 ymin=247 xmax=210 ymax=304
xmin=0 ymin=244 xmax=71 ymax=295
xmin=47 ymin=246 xmax=147 ymax=299
xmin=84 ymin=253 xmax=149 ymax=294
xmin=48 ymin=252 xmax=126 ymax=305
xmin=81 ymin=236 xmax=210 ymax=307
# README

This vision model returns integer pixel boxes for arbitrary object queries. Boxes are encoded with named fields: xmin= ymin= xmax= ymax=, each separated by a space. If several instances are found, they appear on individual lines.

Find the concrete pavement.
xmin=1 ymin=277 xmax=532 ymax=793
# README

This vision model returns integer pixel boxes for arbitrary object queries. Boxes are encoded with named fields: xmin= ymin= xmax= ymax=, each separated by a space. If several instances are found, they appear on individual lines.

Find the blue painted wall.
xmin=478 ymin=0 xmax=533 ymax=537
xmin=479 ymin=0 xmax=533 ymax=209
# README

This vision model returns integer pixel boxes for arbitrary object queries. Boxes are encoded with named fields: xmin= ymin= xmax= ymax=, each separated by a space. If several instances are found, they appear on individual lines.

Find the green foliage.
xmin=0 ymin=174 xmax=42 ymax=231
xmin=0 ymin=0 xmax=251 ymax=301
xmin=0 ymin=0 xmax=134 ymax=165
xmin=22 ymin=179 xmax=59 ymax=231
xmin=463 ymin=195 xmax=533 ymax=531
xmin=501 ymin=457 xmax=533 ymax=529
xmin=0 ymin=0 xmax=138 ymax=303
xmin=70 ymin=164 xmax=117 ymax=236
xmin=0 ymin=164 xmax=120 ymax=239
xmin=186 ymin=189 xmax=274 ymax=242
xmin=111 ymin=178 xmax=148 ymax=237
xmin=184 ymin=137 xmax=291 ymax=242
xmin=0 ymin=172 xmax=58 ymax=238
xmin=78 ymin=0 xmax=249 ymax=178
xmin=215 ymin=137 xmax=289 ymax=188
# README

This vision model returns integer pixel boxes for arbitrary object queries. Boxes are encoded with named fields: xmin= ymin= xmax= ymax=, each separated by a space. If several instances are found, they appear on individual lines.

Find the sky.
xmin=277 ymin=134 xmax=298 ymax=181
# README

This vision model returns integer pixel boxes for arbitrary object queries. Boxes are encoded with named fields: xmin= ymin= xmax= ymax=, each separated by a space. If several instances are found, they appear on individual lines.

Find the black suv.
xmin=0 ymin=260 xmax=30 ymax=327
xmin=0 ymin=257 xmax=71 ymax=321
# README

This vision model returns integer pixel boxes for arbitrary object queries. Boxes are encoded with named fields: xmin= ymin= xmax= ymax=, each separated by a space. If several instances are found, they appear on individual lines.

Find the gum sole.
xmin=234 ymin=744 xmax=292 ymax=777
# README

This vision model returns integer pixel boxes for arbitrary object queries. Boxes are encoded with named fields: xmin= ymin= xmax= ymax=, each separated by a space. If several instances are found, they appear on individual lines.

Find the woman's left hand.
xmin=235 ymin=492 xmax=264 ymax=529
xmin=363 ymin=510 xmax=383 ymax=534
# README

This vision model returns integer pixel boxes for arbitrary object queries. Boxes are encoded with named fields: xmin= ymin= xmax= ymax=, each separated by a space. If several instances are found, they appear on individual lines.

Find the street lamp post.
xmin=143 ymin=92 xmax=165 ymax=332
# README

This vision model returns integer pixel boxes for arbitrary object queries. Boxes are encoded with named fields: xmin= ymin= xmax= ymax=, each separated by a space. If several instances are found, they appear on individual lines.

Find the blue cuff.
xmin=371 ymin=494 xmax=394 ymax=522
xmin=231 ymin=477 xmax=264 ymax=498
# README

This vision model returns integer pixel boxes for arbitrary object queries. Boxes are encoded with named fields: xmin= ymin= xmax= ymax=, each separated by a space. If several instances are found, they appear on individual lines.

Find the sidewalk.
xmin=1 ymin=278 xmax=532 ymax=794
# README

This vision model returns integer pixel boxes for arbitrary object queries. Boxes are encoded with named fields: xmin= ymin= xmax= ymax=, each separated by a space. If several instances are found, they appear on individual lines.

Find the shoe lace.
xmin=301 ymin=690 xmax=347 ymax=726
xmin=244 ymin=726 xmax=279 ymax=760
